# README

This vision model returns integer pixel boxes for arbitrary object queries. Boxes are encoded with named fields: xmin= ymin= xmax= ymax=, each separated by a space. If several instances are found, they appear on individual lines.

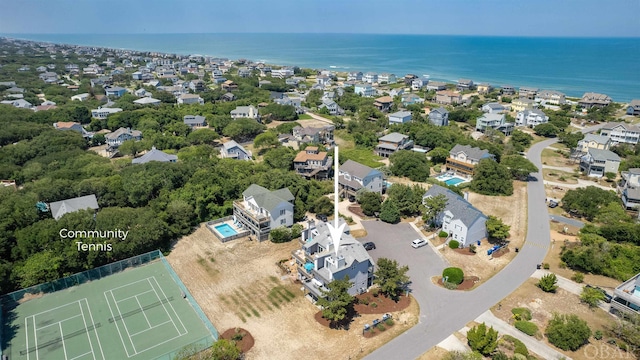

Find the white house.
xmin=481 ymin=102 xmax=507 ymax=114
xmin=515 ymin=109 xmax=549 ymax=127
xmin=363 ymin=72 xmax=378 ymax=83
xmin=354 ymin=83 xmax=376 ymax=97
xmin=91 ymin=107 xmax=123 ymax=119
xmin=233 ymin=184 xmax=295 ymax=241
xmin=230 ymin=105 xmax=260 ymax=120
xmin=338 ymin=160 xmax=384 ymax=198
xmin=388 ymin=111 xmax=412 ymax=125
xmin=319 ymin=99 xmax=344 ymax=116
xmin=177 ymin=94 xmax=204 ymax=105
xmin=600 ymin=122 xmax=640 ymax=145
xmin=105 ymin=127 xmax=142 ymax=148
xmin=423 ymin=185 xmax=487 ymax=248
xmin=412 ymin=77 xmax=429 ymax=91
xmin=378 ymin=73 xmax=396 ymax=84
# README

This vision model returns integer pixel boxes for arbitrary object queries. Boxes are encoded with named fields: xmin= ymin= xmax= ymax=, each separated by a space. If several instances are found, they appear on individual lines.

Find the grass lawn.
xmin=543 ymin=169 xmax=579 ymax=184
xmin=297 ymin=113 xmax=313 ymax=120
xmin=340 ymin=147 xmax=384 ymax=168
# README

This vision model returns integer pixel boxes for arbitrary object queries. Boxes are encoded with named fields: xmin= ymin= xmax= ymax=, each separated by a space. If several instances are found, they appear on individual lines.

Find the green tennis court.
xmin=2 ymin=260 xmax=216 ymax=360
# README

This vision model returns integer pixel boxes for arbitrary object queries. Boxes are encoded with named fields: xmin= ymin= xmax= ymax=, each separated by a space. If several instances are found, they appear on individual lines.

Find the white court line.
xmin=148 ymin=277 xmax=188 ymax=335
xmin=83 ymin=298 xmax=106 ymax=360
xmin=33 ymin=316 xmax=39 ymax=360
xmin=135 ymin=296 xmax=152 ymax=328
xmin=36 ymin=314 xmax=82 ymax=331
xmin=59 ymin=323 xmax=68 ymax=360
xmin=115 ymin=290 xmax=154 ymax=303
xmin=25 ymin=317 xmax=30 ymax=360
xmin=69 ymin=351 xmax=93 ymax=360
xmin=110 ymin=289 xmax=138 ymax=355
xmin=103 ymin=291 xmax=133 ymax=358
xmin=78 ymin=299 xmax=97 ymax=360
xmin=129 ymin=320 xmax=171 ymax=337
xmin=30 ymin=299 xmax=83 ymax=318
xmin=107 ymin=278 xmax=150 ymax=293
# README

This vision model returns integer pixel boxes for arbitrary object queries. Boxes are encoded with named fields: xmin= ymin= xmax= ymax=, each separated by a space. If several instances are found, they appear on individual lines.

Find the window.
xmin=280 ymin=219 xmax=286 ymax=225
xmin=280 ymin=209 xmax=286 ymax=216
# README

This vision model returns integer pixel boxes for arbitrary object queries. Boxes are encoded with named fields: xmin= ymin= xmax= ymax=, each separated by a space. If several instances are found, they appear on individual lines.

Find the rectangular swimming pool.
xmin=215 ymin=223 xmax=238 ymax=238
xmin=445 ymin=177 xmax=465 ymax=186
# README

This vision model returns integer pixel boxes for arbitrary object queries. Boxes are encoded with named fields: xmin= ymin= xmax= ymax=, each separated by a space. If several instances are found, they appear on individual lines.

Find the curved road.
xmin=365 ymin=125 xmax=603 ymax=360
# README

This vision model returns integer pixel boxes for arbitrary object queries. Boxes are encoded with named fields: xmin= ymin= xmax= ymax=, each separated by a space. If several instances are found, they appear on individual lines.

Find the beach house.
xmin=518 ymin=87 xmax=538 ymax=99
xmin=481 ymin=102 xmax=507 ymax=114
xmin=456 ymin=79 xmax=475 ymax=91
xmin=620 ymin=169 xmax=640 ymax=210
xmin=511 ymin=98 xmax=536 ymax=112
xmin=131 ymin=146 xmax=178 ymax=164
xmin=91 ymin=107 xmax=123 ymax=119
xmin=49 ymin=194 xmax=100 ymax=221
xmin=599 ymin=122 xmax=640 ymax=145
xmin=515 ymin=109 xmax=549 ymax=127
xmin=388 ymin=111 xmax=412 ymax=125
xmin=354 ymin=83 xmax=376 ymax=97
xmin=105 ymin=127 xmax=142 ymax=149
xmin=183 ymin=115 xmax=207 ymax=128
xmin=627 ymin=100 xmax=640 ymax=116
xmin=177 ymin=94 xmax=204 ymax=105
xmin=579 ymin=92 xmax=612 ymax=109
xmin=293 ymin=147 xmax=333 ymax=180
xmin=373 ymin=96 xmax=394 ymax=112
xmin=221 ymin=140 xmax=252 ymax=161
xmin=436 ymin=90 xmax=462 ymax=105
xmin=338 ymin=160 xmax=384 ymax=198
xmin=230 ymin=105 xmax=260 ymax=121
xmin=576 ymin=134 xmax=611 ymax=154
xmin=375 ymin=132 xmax=414 ymax=158
xmin=476 ymin=113 xmax=513 ymax=135
xmin=535 ymin=90 xmax=566 ymax=105
xmin=579 ymin=148 xmax=620 ymax=178
xmin=53 ymin=122 xmax=93 ymax=138
xmin=446 ymin=144 xmax=494 ymax=177
xmin=233 ymin=184 xmax=295 ymax=242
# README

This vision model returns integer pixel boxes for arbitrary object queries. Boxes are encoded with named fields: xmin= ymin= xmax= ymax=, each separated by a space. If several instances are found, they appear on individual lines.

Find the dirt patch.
xmin=435 ymin=276 xmax=481 ymax=291
xmin=492 ymin=278 xmax=618 ymax=360
xmin=452 ymin=247 xmax=476 ymax=256
xmin=348 ymin=205 xmax=368 ymax=218
xmin=167 ymin=224 xmax=421 ymax=360
xmin=491 ymin=247 xmax=510 ymax=258
xmin=440 ymin=182 xmax=527 ymax=284
xmin=220 ymin=328 xmax=255 ymax=354
xmin=354 ymin=293 xmax=412 ymax=314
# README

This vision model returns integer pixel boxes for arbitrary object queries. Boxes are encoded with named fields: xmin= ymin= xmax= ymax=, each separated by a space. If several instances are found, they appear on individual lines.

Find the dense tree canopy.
xmin=561 ymin=186 xmax=620 ymax=221
xmin=389 ymin=150 xmax=430 ymax=181
xmin=470 ymin=159 xmax=513 ymax=196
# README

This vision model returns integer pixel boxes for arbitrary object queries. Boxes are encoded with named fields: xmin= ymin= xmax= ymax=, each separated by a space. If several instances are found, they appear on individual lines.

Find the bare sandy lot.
xmin=166 ymin=224 xmax=420 ymax=359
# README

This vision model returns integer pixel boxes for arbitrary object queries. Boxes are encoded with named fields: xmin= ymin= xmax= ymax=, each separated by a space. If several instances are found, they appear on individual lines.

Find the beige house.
xmin=435 ymin=90 xmax=462 ymax=105
xmin=510 ymin=98 xmax=536 ymax=112
xmin=576 ymin=134 xmax=611 ymax=154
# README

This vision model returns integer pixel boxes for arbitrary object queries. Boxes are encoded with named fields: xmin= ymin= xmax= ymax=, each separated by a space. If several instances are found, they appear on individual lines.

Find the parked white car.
xmin=411 ymin=238 xmax=428 ymax=248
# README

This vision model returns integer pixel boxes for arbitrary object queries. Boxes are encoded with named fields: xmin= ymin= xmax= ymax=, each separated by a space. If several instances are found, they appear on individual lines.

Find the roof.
xmin=105 ymin=127 xmax=142 ymax=140
xmin=389 ymin=111 xmax=412 ymax=118
xmin=483 ymin=102 xmax=505 ymax=109
xmin=133 ymin=97 xmax=160 ymax=104
xmin=183 ymin=115 xmax=206 ymax=124
xmin=588 ymin=148 xmax=620 ymax=162
xmin=437 ymin=90 xmax=460 ymax=97
xmin=449 ymin=144 xmax=492 ymax=161
xmin=231 ymin=105 xmax=257 ymax=114
xmin=222 ymin=140 xmax=248 ymax=152
xmin=375 ymin=96 xmax=393 ymax=103
xmin=340 ymin=160 xmax=380 ymax=179
xmin=132 ymin=146 xmax=178 ymax=164
xmin=379 ymin=132 xmax=409 ymax=143
xmin=242 ymin=184 xmax=294 ymax=213
xmin=581 ymin=92 xmax=612 ymax=102
xmin=294 ymin=150 xmax=329 ymax=163
xmin=478 ymin=113 xmax=505 ymax=122
xmin=423 ymin=185 xmax=487 ymax=228
xmin=305 ymin=220 xmax=373 ymax=274
xmin=430 ymin=107 xmax=449 ymax=115
xmin=54 ymin=121 xmax=80 ymax=129
xmin=601 ymin=122 xmax=640 ymax=133
xmin=49 ymin=194 xmax=99 ymax=220
xmin=580 ymin=134 xmax=610 ymax=145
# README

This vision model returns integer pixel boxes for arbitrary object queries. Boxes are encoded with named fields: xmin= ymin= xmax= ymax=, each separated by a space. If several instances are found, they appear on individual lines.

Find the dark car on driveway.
xmin=585 ymin=284 xmax=612 ymax=303
xmin=317 ymin=214 xmax=328 ymax=222
xmin=363 ymin=242 xmax=376 ymax=250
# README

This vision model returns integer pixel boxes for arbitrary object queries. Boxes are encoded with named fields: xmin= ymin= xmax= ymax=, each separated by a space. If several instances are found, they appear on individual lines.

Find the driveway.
xmin=364 ymin=124 xmax=605 ymax=359
xmin=549 ymin=214 xmax=584 ymax=229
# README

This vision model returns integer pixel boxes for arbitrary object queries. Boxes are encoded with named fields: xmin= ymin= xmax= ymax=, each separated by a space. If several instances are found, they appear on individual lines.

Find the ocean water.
xmin=5 ymin=33 xmax=640 ymax=102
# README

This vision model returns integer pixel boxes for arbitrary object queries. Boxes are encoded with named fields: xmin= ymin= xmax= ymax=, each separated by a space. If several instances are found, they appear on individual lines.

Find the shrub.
xmin=543 ymin=263 xmax=550 ymax=270
xmin=443 ymin=267 xmax=464 ymax=285
xmin=371 ymin=288 xmax=379 ymax=297
xmin=594 ymin=330 xmax=603 ymax=340
xmin=449 ymin=240 xmax=460 ymax=249
xmin=443 ymin=281 xmax=458 ymax=290
xmin=571 ymin=272 xmax=585 ymax=283
xmin=360 ymin=297 xmax=369 ymax=305
xmin=439 ymin=230 xmax=449 ymax=238
xmin=467 ymin=323 xmax=499 ymax=356
xmin=371 ymin=302 xmax=378 ymax=308
xmin=515 ymin=321 xmax=539 ymax=336
xmin=469 ymin=244 xmax=477 ymax=253
xmin=537 ymin=273 xmax=558 ymax=293
xmin=376 ymin=323 xmax=386 ymax=331
xmin=511 ymin=307 xmax=532 ymax=321
xmin=501 ymin=334 xmax=529 ymax=356
xmin=384 ymin=318 xmax=394 ymax=326
xmin=545 ymin=313 xmax=591 ymax=351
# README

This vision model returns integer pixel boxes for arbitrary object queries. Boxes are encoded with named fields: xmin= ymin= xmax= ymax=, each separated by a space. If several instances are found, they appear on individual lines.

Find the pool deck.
xmin=206 ymin=218 xmax=251 ymax=243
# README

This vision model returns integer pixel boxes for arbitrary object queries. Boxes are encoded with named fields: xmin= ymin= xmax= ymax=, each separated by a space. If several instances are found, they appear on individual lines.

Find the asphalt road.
xmin=549 ymin=214 xmax=585 ymax=228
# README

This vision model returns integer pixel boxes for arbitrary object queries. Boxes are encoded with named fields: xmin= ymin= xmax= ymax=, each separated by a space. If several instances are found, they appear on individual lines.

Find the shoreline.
xmin=1 ymin=34 xmax=637 ymax=103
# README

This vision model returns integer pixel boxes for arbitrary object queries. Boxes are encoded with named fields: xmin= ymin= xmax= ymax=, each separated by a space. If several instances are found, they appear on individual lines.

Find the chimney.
xmin=463 ymin=192 xmax=469 ymax=201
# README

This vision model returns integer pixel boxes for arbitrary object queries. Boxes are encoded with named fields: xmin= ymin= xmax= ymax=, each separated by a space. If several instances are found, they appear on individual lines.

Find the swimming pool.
xmin=436 ymin=174 xmax=468 ymax=187
xmin=215 ymin=223 xmax=238 ymax=238
xmin=445 ymin=177 xmax=465 ymax=186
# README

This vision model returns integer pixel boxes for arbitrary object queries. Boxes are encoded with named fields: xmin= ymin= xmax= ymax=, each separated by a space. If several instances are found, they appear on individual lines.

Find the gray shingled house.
xmin=131 ymin=146 xmax=178 ymax=164
xmin=233 ymin=184 xmax=294 ymax=241
xmin=579 ymin=148 xmax=620 ymax=177
xmin=49 ymin=194 xmax=99 ymax=220
xmin=423 ymin=185 xmax=487 ymax=247
xmin=338 ymin=160 xmax=384 ymax=198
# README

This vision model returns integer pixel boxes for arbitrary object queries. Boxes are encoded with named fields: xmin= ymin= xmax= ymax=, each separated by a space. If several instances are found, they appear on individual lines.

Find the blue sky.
xmin=0 ymin=0 xmax=638 ymax=37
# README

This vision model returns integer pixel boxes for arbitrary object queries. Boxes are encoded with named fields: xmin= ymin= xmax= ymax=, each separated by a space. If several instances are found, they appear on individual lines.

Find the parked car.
xmin=585 ymin=284 xmax=612 ymax=303
xmin=317 ymin=214 xmax=328 ymax=222
xmin=548 ymin=200 xmax=558 ymax=208
xmin=411 ymin=238 xmax=428 ymax=249
xmin=363 ymin=242 xmax=376 ymax=250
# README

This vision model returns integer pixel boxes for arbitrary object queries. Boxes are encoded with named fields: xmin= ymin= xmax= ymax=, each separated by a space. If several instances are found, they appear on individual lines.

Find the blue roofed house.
xmin=388 ymin=111 xmax=412 ymax=125
xmin=423 ymin=185 xmax=487 ymax=248
xmin=428 ymin=107 xmax=449 ymax=127
xmin=104 ymin=86 xmax=127 ymax=98
xmin=233 ymin=184 xmax=294 ymax=241
xmin=131 ymin=146 xmax=178 ymax=164
xmin=292 ymin=219 xmax=375 ymax=301
xmin=627 ymin=100 xmax=640 ymax=116
xmin=221 ymin=140 xmax=252 ymax=161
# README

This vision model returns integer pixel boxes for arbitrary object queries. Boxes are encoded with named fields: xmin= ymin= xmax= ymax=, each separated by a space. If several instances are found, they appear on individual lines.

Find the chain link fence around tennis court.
xmin=0 ymin=250 xmax=220 ymax=360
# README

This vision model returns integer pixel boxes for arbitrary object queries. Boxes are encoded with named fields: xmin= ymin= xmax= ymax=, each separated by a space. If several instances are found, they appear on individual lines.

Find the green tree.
xmin=379 ymin=199 xmax=401 ymax=224
xmin=470 ymin=159 xmax=513 ymax=196
xmin=558 ymin=131 xmax=585 ymax=149
xmin=311 ymin=196 xmax=333 ymax=216
xmin=210 ymin=338 xmax=241 ymax=360
xmin=442 ymin=267 xmax=464 ymax=285
xmin=580 ymin=286 xmax=606 ymax=308
xmin=16 ymin=250 xmax=64 ymax=288
xmin=118 ymin=139 xmax=143 ymax=156
xmin=386 ymin=184 xmax=425 ymax=217
xmin=427 ymin=147 xmax=450 ymax=164
xmin=374 ymin=258 xmax=410 ymax=300
xmin=316 ymin=277 xmax=354 ymax=328
xmin=545 ymin=313 xmax=591 ymax=351
xmin=389 ymin=150 xmax=430 ymax=182
xmin=500 ymin=155 xmax=538 ymax=180
xmin=262 ymin=146 xmax=296 ymax=170
xmin=537 ymin=273 xmax=559 ymax=293
xmin=186 ymin=128 xmax=219 ymax=145
xmin=467 ymin=322 xmax=499 ymax=356
xmin=509 ymin=129 xmax=533 ymax=152
xmin=358 ymin=191 xmax=382 ymax=216
xmin=561 ymin=186 xmax=620 ymax=221
xmin=534 ymin=123 xmax=560 ymax=137
xmin=253 ymin=131 xmax=280 ymax=150
xmin=222 ymin=118 xmax=265 ymax=140
xmin=422 ymin=193 xmax=448 ymax=227
xmin=486 ymin=215 xmax=511 ymax=241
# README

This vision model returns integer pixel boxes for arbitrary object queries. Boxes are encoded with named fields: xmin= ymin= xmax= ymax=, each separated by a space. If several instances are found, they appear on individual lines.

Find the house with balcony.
xmin=511 ymin=98 xmax=536 ymax=112
xmin=429 ymin=107 xmax=449 ymax=126
xmin=221 ymin=140 xmax=252 ymax=161
xmin=423 ymin=185 xmax=487 ymax=248
xmin=446 ymin=144 xmax=494 ymax=177
xmin=375 ymin=132 xmax=414 ymax=158
xmin=477 ymin=83 xmax=493 ymax=94
xmin=619 ymin=168 xmax=640 ymax=210
xmin=104 ymin=86 xmax=127 ymax=98
xmin=354 ymin=83 xmax=376 ymax=97
xmin=611 ymin=272 xmax=640 ymax=317
xmin=500 ymin=85 xmax=516 ymax=96
xmin=518 ymin=87 xmax=538 ymax=99
xmin=233 ymin=184 xmax=294 ymax=242
xmin=580 ymin=148 xmax=620 ymax=178
xmin=347 ymin=71 xmax=363 ymax=81
xmin=319 ymin=99 xmax=344 ymax=115
xmin=599 ymin=122 xmax=640 ymax=145
xmin=412 ymin=77 xmax=429 ymax=91
xmin=230 ymin=105 xmax=260 ymax=121
xmin=456 ymin=79 xmax=475 ymax=91
xmin=91 ymin=107 xmax=123 ymax=119
xmin=401 ymin=93 xmax=421 ymax=106
xmin=293 ymin=147 xmax=332 ymax=179
xmin=576 ymin=134 xmax=611 ymax=154
xmin=476 ymin=113 xmax=513 ymax=135
xmin=515 ymin=109 xmax=549 ymax=127
xmin=338 ymin=160 xmax=384 ymax=198
xmin=183 ymin=115 xmax=207 ymax=128
xmin=363 ymin=72 xmax=378 ymax=84
xmin=177 ymin=94 xmax=204 ymax=105
xmin=292 ymin=125 xmax=335 ymax=146
xmin=378 ymin=73 xmax=396 ymax=84
xmin=292 ymin=219 xmax=375 ymax=301
xmin=481 ymin=102 xmax=507 ymax=114
xmin=436 ymin=90 xmax=462 ymax=105
xmin=388 ymin=111 xmax=412 ymax=125
xmin=373 ymin=96 xmax=394 ymax=112
xmin=579 ymin=92 xmax=612 ymax=109
xmin=427 ymin=81 xmax=447 ymax=91
xmin=627 ymin=100 xmax=640 ymax=116
xmin=535 ymin=90 xmax=566 ymax=105
xmin=105 ymin=127 xmax=142 ymax=149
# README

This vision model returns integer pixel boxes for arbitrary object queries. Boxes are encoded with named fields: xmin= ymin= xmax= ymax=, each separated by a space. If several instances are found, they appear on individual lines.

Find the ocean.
xmin=4 ymin=33 xmax=640 ymax=102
